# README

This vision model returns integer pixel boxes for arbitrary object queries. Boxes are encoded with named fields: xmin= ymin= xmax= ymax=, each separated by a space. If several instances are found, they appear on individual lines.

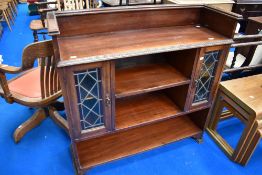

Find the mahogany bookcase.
xmin=46 ymin=5 xmax=241 ymax=174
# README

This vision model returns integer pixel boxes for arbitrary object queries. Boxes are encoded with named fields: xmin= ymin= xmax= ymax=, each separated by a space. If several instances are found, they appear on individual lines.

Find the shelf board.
xmin=76 ymin=115 xmax=201 ymax=169
xmin=116 ymin=92 xmax=182 ymax=130
xmin=57 ymin=25 xmax=231 ymax=66
xmin=115 ymin=64 xmax=190 ymax=98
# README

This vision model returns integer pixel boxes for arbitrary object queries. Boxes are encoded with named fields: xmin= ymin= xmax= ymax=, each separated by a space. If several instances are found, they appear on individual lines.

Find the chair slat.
xmin=40 ymin=58 xmax=46 ymax=98
xmin=54 ymin=69 xmax=58 ymax=92
xmin=45 ymin=56 xmax=51 ymax=97
xmin=50 ymin=56 xmax=55 ymax=95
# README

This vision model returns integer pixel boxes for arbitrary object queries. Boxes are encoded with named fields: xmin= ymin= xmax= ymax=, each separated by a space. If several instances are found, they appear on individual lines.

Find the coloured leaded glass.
xmin=74 ymin=68 xmax=104 ymax=131
xmin=193 ymin=50 xmax=220 ymax=103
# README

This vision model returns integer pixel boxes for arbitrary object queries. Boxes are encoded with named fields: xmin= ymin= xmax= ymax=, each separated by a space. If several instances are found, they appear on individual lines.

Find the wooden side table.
xmin=207 ymin=74 xmax=262 ymax=165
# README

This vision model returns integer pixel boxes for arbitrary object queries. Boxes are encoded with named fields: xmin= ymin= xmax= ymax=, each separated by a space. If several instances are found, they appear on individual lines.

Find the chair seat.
xmin=30 ymin=19 xmax=46 ymax=30
xmin=9 ymin=68 xmax=42 ymax=98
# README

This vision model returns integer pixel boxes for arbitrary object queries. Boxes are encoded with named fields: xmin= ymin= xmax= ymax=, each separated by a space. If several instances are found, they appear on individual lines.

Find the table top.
xmin=220 ymin=74 xmax=262 ymax=118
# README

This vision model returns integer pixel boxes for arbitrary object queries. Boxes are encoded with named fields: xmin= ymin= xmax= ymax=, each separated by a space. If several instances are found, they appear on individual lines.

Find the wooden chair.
xmin=30 ymin=1 xmax=58 ymax=42
xmin=0 ymin=40 xmax=68 ymax=143
xmin=0 ymin=0 xmax=17 ymax=17
xmin=0 ymin=2 xmax=13 ymax=31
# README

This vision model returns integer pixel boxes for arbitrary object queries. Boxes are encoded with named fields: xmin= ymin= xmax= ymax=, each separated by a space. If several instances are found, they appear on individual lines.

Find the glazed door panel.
xmin=189 ymin=46 xmax=229 ymax=109
xmin=74 ymin=67 xmax=108 ymax=131
xmin=62 ymin=61 xmax=113 ymax=139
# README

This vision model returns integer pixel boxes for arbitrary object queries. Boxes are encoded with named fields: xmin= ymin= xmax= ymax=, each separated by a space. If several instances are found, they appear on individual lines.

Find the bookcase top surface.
xmin=56 ymin=25 xmax=232 ymax=67
xmin=47 ymin=5 xmax=241 ymax=67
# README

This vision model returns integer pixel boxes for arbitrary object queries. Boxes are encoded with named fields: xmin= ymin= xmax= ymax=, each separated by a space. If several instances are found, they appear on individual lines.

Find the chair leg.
xmin=2 ymin=10 xmax=12 ymax=31
xmin=11 ymin=1 xmax=17 ymax=15
xmin=49 ymin=106 xmax=69 ymax=134
xmin=230 ymin=47 xmax=238 ymax=68
xmin=13 ymin=108 xmax=47 ymax=143
xmin=51 ymin=101 xmax=65 ymax=111
xmin=33 ymin=30 xmax=38 ymax=42
xmin=6 ymin=8 xmax=14 ymax=25
xmin=7 ymin=3 xmax=16 ymax=18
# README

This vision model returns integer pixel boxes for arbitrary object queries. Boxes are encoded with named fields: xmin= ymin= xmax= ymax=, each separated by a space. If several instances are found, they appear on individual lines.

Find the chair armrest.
xmin=35 ymin=1 xmax=58 ymax=6
xmin=0 ymin=64 xmax=22 ymax=74
xmin=35 ymin=1 xmax=58 ymax=14
xmin=38 ymin=8 xmax=58 ymax=14
xmin=0 ymin=71 xmax=13 ymax=103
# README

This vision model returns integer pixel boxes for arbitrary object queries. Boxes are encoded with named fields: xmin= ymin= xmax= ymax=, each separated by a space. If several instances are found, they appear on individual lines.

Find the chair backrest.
xmin=119 ymin=0 xmax=163 ymax=6
xmin=59 ymin=0 xmax=91 ymax=11
xmin=22 ymin=40 xmax=60 ymax=99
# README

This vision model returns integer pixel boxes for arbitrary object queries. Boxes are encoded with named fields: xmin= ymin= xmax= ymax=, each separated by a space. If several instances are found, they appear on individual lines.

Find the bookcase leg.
xmin=72 ymin=157 xmax=84 ymax=175
xmin=75 ymin=169 xmax=84 ymax=175
xmin=192 ymin=133 xmax=203 ymax=144
xmin=71 ymin=145 xmax=87 ymax=175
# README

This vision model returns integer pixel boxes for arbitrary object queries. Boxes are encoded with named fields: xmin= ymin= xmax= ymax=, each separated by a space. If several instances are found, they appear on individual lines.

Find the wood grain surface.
xmin=115 ymin=63 xmax=190 ymax=98
xmin=76 ymin=115 xmax=201 ymax=169
xmin=57 ymin=25 xmax=228 ymax=61
xmin=115 ymin=92 xmax=182 ymax=129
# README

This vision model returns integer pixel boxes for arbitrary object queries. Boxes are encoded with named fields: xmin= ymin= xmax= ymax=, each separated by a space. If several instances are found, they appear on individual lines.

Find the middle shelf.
xmin=115 ymin=84 xmax=189 ymax=130
xmin=115 ymin=63 xmax=190 ymax=98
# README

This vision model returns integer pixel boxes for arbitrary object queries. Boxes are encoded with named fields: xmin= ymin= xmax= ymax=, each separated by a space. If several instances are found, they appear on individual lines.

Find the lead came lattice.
xmin=193 ymin=50 xmax=220 ymax=103
xmin=74 ymin=68 xmax=104 ymax=131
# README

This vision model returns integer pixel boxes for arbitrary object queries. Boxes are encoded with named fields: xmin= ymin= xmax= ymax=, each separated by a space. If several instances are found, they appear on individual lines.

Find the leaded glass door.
xmin=189 ymin=46 xmax=228 ymax=109
xmin=70 ymin=62 xmax=113 ymax=138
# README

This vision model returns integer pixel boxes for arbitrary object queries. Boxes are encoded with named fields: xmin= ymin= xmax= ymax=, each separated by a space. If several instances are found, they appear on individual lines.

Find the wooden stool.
xmin=207 ymin=74 xmax=262 ymax=165
xmin=0 ymin=3 xmax=12 ymax=31
xmin=30 ymin=19 xmax=47 ymax=42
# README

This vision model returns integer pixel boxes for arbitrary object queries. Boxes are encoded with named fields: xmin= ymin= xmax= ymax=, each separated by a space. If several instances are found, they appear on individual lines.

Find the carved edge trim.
xmin=57 ymin=39 xmax=233 ymax=68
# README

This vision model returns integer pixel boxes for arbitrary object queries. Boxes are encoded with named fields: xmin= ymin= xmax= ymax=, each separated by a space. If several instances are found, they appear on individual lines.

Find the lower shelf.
xmin=115 ymin=92 xmax=182 ymax=130
xmin=76 ymin=115 xmax=202 ymax=170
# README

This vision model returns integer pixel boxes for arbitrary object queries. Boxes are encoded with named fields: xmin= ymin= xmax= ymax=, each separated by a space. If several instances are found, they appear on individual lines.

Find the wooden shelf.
xmin=115 ymin=92 xmax=182 ymax=129
xmin=115 ymin=64 xmax=190 ymax=98
xmin=57 ymin=25 xmax=229 ymax=65
xmin=76 ymin=115 xmax=201 ymax=169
